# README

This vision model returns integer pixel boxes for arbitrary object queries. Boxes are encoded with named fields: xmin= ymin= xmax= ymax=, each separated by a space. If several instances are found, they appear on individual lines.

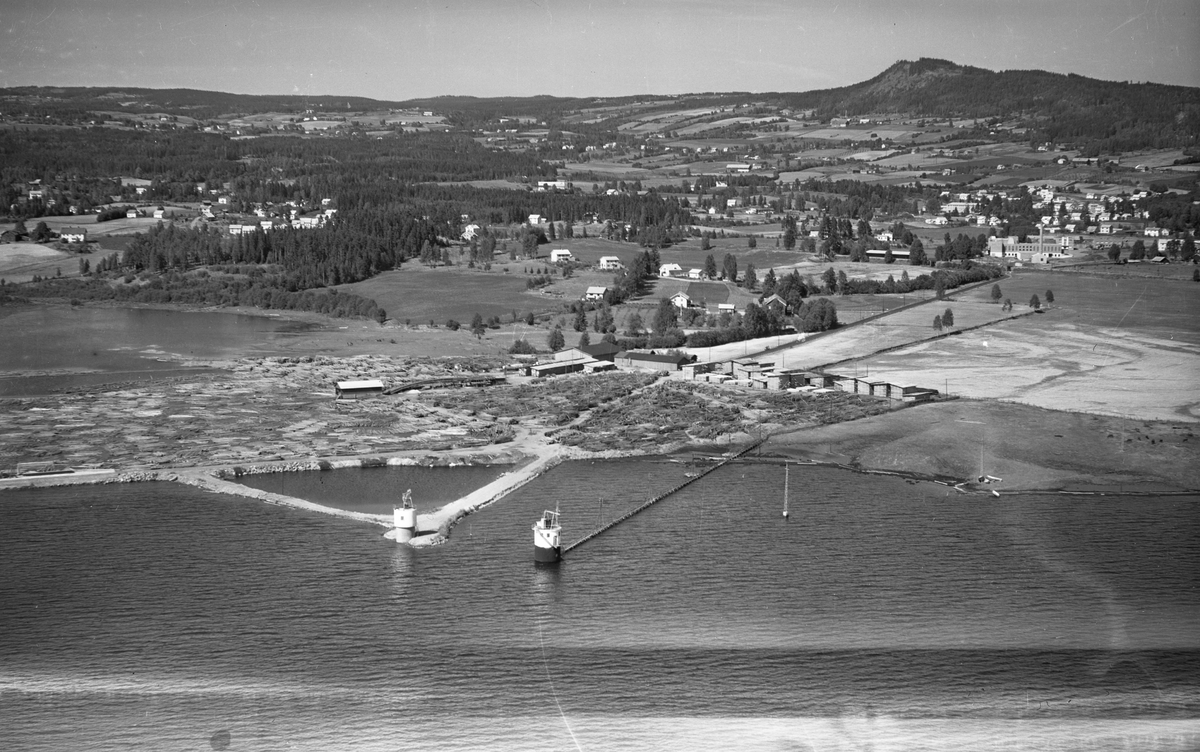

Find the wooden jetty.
xmin=561 ymin=438 xmax=765 ymax=556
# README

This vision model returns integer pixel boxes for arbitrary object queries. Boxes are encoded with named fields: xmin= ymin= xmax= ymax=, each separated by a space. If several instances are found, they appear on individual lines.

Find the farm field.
xmin=530 ymin=237 xmax=638 ymax=267
xmin=0 ymin=243 xmax=81 ymax=283
xmin=338 ymin=266 xmax=561 ymax=325
xmin=1051 ymin=262 xmax=1198 ymax=282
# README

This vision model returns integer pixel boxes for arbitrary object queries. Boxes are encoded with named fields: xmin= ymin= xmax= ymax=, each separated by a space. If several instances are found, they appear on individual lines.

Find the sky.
xmin=0 ymin=0 xmax=1196 ymax=101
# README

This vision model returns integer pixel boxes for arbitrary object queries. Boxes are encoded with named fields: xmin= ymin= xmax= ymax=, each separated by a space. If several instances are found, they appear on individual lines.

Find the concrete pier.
xmin=401 ymin=449 xmax=564 ymax=547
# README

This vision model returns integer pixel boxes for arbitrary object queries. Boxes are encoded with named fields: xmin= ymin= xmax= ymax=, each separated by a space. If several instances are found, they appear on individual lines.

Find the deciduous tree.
xmin=761 ymin=268 xmax=777 ymax=296
xmin=653 ymin=298 xmax=678 ymax=334
xmin=625 ymin=311 xmax=643 ymax=336
xmin=722 ymin=254 xmax=738 ymax=282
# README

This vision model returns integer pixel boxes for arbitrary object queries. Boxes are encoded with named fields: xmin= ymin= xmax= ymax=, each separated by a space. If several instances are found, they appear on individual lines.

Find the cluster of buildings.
xmin=200 ymin=197 xmax=336 ymax=233
xmin=521 ymin=342 xmax=940 ymax=402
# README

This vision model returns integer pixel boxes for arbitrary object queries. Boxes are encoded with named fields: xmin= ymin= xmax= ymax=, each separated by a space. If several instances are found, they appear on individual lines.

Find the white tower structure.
xmin=393 ymin=489 xmax=416 ymax=543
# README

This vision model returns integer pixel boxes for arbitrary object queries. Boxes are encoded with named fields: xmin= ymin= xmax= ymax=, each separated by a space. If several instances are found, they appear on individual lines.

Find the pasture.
xmin=338 ymin=265 xmax=566 ymax=325
xmin=0 ymin=242 xmax=81 ymax=283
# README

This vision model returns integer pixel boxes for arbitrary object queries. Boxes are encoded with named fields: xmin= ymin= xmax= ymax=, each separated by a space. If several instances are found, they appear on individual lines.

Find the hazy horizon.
xmin=1 ymin=0 xmax=1197 ymax=101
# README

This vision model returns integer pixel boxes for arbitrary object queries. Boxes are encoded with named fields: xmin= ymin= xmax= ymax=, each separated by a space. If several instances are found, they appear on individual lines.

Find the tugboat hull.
xmin=533 ymin=506 xmax=562 ymax=564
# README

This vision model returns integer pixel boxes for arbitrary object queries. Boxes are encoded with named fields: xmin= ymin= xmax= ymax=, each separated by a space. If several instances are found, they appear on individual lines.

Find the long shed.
xmin=335 ymin=379 xmax=385 ymax=399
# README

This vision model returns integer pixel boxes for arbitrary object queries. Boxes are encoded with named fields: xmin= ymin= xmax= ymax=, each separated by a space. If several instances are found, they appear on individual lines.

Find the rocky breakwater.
xmin=397 ymin=446 xmax=565 ymax=548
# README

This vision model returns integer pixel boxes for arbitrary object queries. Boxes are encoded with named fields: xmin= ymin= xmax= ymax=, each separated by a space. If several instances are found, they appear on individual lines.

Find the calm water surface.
xmin=235 ymin=464 xmax=510 ymax=515
xmin=2 ymin=459 xmax=1198 ymax=751
xmin=0 ymin=305 xmax=324 ymax=395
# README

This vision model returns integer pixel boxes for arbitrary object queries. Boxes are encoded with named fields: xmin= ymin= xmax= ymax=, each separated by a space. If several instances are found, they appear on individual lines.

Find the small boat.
xmin=782 ymin=464 xmax=789 ymax=519
xmin=533 ymin=504 xmax=562 ymax=564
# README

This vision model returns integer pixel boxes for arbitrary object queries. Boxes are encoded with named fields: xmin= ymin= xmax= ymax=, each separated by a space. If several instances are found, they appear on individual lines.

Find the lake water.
xmin=2 ymin=459 xmax=1197 ymax=751
xmin=0 ymin=305 xmax=326 ymax=396
xmin=235 ymin=464 xmax=511 ymax=515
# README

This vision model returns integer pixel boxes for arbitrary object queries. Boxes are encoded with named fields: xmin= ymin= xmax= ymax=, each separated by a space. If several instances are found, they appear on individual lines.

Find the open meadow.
xmin=338 ymin=265 xmax=563 ymax=325
xmin=0 ymin=243 xmax=81 ymax=283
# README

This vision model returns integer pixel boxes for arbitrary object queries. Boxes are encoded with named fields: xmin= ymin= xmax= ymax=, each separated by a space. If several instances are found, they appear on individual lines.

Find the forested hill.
xmin=775 ymin=58 xmax=1200 ymax=153
xmin=0 ymin=86 xmax=632 ymax=122
xmin=4 ymin=58 xmax=1197 ymax=152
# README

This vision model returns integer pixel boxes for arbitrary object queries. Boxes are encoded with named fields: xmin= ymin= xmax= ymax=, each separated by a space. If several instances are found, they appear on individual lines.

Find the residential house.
xmin=583 ymin=286 xmax=608 ymax=302
xmin=658 ymin=263 xmax=684 ymax=278
xmin=760 ymin=293 xmax=790 ymax=315
xmin=550 ymin=249 xmax=574 ymax=264
xmin=597 ymin=256 xmax=623 ymax=270
xmin=669 ymin=291 xmax=692 ymax=309
xmin=60 ymin=228 xmax=88 ymax=244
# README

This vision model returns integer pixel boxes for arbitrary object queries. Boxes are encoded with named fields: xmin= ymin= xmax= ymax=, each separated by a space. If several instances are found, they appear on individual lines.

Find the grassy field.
xmin=1052 ymin=261 xmax=1198 ymax=282
xmin=339 ymin=265 xmax=566 ymax=325
xmin=0 ymin=242 xmax=82 ymax=283
xmin=994 ymin=269 xmax=1200 ymax=341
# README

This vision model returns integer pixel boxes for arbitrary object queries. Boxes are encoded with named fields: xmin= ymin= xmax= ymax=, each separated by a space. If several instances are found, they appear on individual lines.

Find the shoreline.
xmin=4 ymin=433 xmax=1194 ymax=551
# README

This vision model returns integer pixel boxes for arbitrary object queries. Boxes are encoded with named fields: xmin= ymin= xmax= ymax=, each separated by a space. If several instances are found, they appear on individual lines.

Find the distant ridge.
xmin=3 ymin=58 xmax=1197 ymax=151
xmin=769 ymin=58 xmax=1200 ymax=152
